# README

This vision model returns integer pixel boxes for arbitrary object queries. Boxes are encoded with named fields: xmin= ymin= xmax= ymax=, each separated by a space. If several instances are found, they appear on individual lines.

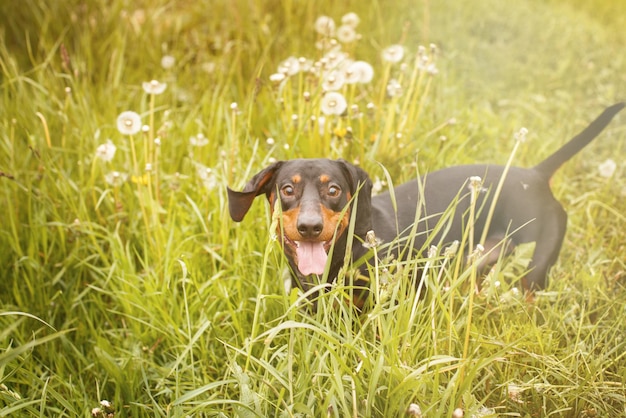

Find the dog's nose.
xmin=297 ymin=212 xmax=323 ymax=238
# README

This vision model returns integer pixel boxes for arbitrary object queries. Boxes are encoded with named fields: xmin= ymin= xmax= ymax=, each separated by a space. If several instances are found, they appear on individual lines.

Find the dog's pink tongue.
xmin=296 ymin=241 xmax=328 ymax=276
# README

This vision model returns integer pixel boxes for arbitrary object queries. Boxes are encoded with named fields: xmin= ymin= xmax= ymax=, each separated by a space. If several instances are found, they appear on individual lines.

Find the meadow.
xmin=1 ymin=0 xmax=625 ymax=416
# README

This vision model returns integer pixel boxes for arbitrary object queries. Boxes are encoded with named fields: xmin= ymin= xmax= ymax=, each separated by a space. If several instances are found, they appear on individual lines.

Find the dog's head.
xmin=227 ymin=159 xmax=373 ymax=277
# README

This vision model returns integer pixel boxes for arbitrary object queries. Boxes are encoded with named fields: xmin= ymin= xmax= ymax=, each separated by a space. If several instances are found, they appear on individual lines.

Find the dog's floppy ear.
xmin=227 ymin=161 xmax=283 ymax=222
xmin=337 ymin=159 xmax=373 ymax=236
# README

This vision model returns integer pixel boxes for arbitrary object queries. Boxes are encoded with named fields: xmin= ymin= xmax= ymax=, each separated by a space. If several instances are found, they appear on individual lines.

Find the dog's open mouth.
xmin=284 ymin=237 xmax=331 ymax=276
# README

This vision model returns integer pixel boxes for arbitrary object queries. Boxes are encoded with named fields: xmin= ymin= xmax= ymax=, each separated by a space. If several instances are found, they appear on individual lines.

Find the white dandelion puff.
xmin=298 ymin=56 xmax=313 ymax=72
xmin=104 ymin=171 xmax=128 ymax=186
xmin=323 ymin=50 xmax=350 ymax=71
xmin=321 ymin=70 xmax=346 ymax=91
xmin=269 ymin=72 xmax=286 ymax=83
xmin=320 ymin=92 xmax=347 ymax=116
xmin=196 ymin=164 xmax=218 ymax=190
xmin=426 ymin=63 xmax=438 ymax=75
xmin=160 ymin=55 xmax=175 ymax=69
xmin=190 ymin=133 xmax=209 ymax=147
xmin=336 ymin=24 xmax=357 ymax=43
xmin=345 ymin=60 xmax=374 ymax=84
xmin=386 ymin=78 xmax=403 ymax=97
xmin=451 ymin=408 xmax=464 ymax=418
xmin=95 ymin=139 xmax=116 ymax=162
xmin=514 ymin=127 xmax=529 ymax=142
xmin=341 ymin=12 xmax=360 ymax=28
xmin=116 ymin=111 xmax=142 ymax=135
xmin=142 ymin=79 xmax=167 ymax=95
xmin=406 ymin=403 xmax=422 ymax=417
xmin=382 ymin=44 xmax=405 ymax=63
xmin=314 ymin=15 xmax=336 ymax=37
xmin=598 ymin=158 xmax=617 ymax=178
xmin=278 ymin=56 xmax=300 ymax=76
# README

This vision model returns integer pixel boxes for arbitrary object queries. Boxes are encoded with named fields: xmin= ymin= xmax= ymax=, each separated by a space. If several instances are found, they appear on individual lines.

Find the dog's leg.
xmin=522 ymin=206 xmax=568 ymax=290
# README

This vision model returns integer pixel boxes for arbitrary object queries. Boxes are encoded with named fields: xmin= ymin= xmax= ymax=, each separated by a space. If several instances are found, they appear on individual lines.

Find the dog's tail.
xmin=533 ymin=102 xmax=625 ymax=178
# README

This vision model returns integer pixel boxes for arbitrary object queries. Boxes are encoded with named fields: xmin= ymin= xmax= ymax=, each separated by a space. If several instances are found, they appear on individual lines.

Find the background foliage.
xmin=1 ymin=0 xmax=625 ymax=416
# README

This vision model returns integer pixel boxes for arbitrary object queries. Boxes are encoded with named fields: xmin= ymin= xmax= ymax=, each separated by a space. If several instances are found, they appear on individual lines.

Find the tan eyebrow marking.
xmin=291 ymin=174 xmax=301 ymax=183
xmin=319 ymin=174 xmax=331 ymax=183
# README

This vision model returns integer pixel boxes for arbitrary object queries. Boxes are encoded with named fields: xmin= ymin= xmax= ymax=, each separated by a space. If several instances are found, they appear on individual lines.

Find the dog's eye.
xmin=281 ymin=185 xmax=295 ymax=197
xmin=328 ymin=184 xmax=341 ymax=197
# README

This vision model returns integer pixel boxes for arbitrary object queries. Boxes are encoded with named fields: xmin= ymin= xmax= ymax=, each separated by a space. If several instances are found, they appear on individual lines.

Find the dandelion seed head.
xmin=65 ymin=86 xmax=72 ymax=95
xmin=406 ymin=403 xmax=422 ymax=417
xmin=116 ymin=111 xmax=142 ymax=135
xmin=386 ymin=78 xmax=403 ymax=97
xmin=444 ymin=240 xmax=459 ymax=258
xmin=336 ymin=24 xmax=357 ymax=43
xmin=278 ymin=56 xmax=300 ymax=76
xmin=95 ymin=139 xmax=116 ymax=162
xmin=514 ymin=127 xmax=529 ymax=142
xmin=190 ymin=133 xmax=209 ymax=147
xmin=105 ymin=171 xmax=128 ymax=186
xmin=598 ymin=158 xmax=617 ymax=178
xmin=145 ymin=163 xmax=153 ymax=172
xmin=141 ymin=124 xmax=150 ymax=133
xmin=345 ymin=60 xmax=374 ymax=84
xmin=196 ymin=164 xmax=217 ymax=190
xmin=452 ymin=408 xmax=464 ymax=418
xmin=323 ymin=51 xmax=349 ymax=70
xmin=154 ymin=137 xmax=161 ymax=146
xmin=303 ymin=91 xmax=311 ymax=101
xmin=314 ymin=15 xmax=336 ymax=37
xmin=161 ymin=55 xmax=175 ymax=69
xmin=363 ymin=230 xmax=382 ymax=249
xmin=266 ymin=137 xmax=275 ymax=146
xmin=381 ymin=44 xmax=405 ymax=63
xmin=341 ymin=12 xmax=360 ymax=27
xmin=320 ymin=91 xmax=347 ymax=116
xmin=426 ymin=63 xmax=438 ymax=75
xmin=142 ymin=79 xmax=167 ymax=95
xmin=322 ymin=70 xmax=346 ymax=91
xmin=298 ymin=57 xmax=313 ymax=72
xmin=269 ymin=73 xmax=286 ymax=83
xmin=469 ymin=175 xmax=482 ymax=190
xmin=230 ymin=102 xmax=238 ymax=111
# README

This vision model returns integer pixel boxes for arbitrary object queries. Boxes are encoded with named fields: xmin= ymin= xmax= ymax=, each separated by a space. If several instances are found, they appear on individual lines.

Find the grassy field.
xmin=1 ymin=0 xmax=625 ymax=416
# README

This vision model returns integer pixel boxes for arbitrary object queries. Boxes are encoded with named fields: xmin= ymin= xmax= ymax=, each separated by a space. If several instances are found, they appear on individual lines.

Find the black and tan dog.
xmin=228 ymin=103 xmax=624 ymax=307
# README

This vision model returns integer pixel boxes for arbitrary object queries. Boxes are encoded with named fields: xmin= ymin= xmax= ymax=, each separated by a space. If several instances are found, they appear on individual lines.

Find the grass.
xmin=1 ymin=0 xmax=625 ymax=416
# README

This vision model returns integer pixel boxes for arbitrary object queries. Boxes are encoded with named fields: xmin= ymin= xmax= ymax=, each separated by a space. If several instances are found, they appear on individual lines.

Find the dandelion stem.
xmin=148 ymin=93 xmax=155 ymax=164
xmin=480 ymin=138 xmax=522 ymax=245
